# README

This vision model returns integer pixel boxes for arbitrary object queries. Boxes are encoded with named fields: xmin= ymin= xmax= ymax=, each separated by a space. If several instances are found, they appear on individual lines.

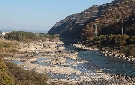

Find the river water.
xmin=8 ymin=44 xmax=135 ymax=80
xmin=79 ymin=51 xmax=135 ymax=76
xmin=65 ymin=45 xmax=135 ymax=76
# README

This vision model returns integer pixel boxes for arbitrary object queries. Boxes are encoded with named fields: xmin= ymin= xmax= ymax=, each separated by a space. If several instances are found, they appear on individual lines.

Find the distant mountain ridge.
xmin=48 ymin=0 xmax=135 ymax=43
xmin=0 ymin=29 xmax=48 ymax=33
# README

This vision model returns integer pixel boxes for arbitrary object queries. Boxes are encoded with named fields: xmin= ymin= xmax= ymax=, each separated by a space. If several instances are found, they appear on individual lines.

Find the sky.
xmin=0 ymin=0 xmax=113 ymax=32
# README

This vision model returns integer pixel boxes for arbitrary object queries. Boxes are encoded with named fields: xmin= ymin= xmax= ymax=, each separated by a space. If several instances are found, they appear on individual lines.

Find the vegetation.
xmin=86 ymin=34 xmax=135 ymax=57
xmin=6 ymin=62 xmax=48 ymax=85
xmin=2 ymin=0 xmax=135 ymax=84
xmin=5 ymin=31 xmax=37 ymax=42
xmin=0 ymin=34 xmax=72 ymax=85
xmin=82 ymin=0 xmax=135 ymax=40
xmin=48 ymin=0 xmax=135 ymax=47
xmin=91 ymin=34 xmax=129 ymax=47
xmin=0 ymin=39 xmax=49 ymax=85
xmin=0 ymin=39 xmax=19 ymax=54
xmin=0 ymin=58 xmax=50 ymax=85
xmin=38 ymin=33 xmax=60 ymax=41
xmin=0 ymin=58 xmax=16 ymax=85
xmin=0 ymin=42 xmax=13 ymax=49
xmin=80 ymin=0 xmax=135 ymax=57
xmin=48 ymin=1 xmax=100 ymax=40
xmin=5 ymin=31 xmax=60 ymax=43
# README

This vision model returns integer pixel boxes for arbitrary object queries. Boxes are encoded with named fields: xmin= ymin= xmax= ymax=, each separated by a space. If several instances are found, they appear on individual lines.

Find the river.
xmin=65 ymin=44 xmax=135 ymax=76
xmin=8 ymin=44 xmax=135 ymax=80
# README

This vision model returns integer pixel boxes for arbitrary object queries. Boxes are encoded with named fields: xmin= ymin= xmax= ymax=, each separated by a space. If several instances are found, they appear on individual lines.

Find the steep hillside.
xmin=80 ymin=0 xmax=135 ymax=57
xmin=82 ymin=0 xmax=135 ymax=42
xmin=48 ymin=5 xmax=101 ymax=41
xmin=48 ymin=0 xmax=135 ymax=44
xmin=48 ymin=0 xmax=117 ymax=42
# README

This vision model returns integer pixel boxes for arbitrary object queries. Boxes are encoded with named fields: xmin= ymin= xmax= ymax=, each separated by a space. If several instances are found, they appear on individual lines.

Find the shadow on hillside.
xmin=59 ymin=35 xmax=81 ymax=45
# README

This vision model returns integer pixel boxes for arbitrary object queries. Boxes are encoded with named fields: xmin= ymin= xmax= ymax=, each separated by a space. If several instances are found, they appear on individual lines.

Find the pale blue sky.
xmin=0 ymin=0 xmax=113 ymax=32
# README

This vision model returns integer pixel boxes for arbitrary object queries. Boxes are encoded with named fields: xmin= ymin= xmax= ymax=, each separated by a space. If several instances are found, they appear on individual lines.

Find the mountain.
xmin=48 ymin=0 xmax=135 ymax=44
xmin=81 ymin=0 xmax=135 ymax=42
xmin=48 ymin=5 xmax=100 ymax=43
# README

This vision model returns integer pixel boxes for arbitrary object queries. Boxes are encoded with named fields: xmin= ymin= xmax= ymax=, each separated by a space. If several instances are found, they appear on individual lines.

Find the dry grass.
xmin=0 ymin=38 xmax=19 ymax=54
xmin=0 ymin=38 xmax=11 ymax=42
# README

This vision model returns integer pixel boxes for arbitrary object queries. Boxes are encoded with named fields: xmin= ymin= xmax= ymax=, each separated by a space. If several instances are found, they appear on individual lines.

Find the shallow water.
xmin=78 ymin=50 xmax=135 ymax=76
xmin=7 ymin=60 xmax=23 ymax=64
xmin=64 ymin=45 xmax=135 ymax=76
xmin=35 ymin=57 xmax=96 ymax=79
xmin=8 ymin=44 xmax=135 ymax=80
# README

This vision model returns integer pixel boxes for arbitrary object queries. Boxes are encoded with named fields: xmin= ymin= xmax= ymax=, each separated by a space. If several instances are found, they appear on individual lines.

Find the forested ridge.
xmin=48 ymin=0 xmax=135 ymax=39
xmin=82 ymin=0 xmax=135 ymax=41
xmin=48 ymin=3 xmax=100 ymax=40
xmin=48 ymin=0 xmax=135 ymax=57
xmin=81 ymin=0 xmax=135 ymax=57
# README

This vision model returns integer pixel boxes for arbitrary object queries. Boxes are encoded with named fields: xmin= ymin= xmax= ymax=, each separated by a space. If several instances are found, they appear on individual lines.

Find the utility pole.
xmin=122 ymin=20 xmax=123 ymax=35
xmin=94 ymin=23 xmax=98 ymax=36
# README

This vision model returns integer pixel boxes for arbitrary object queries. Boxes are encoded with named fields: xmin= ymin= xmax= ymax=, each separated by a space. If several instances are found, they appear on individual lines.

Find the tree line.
xmin=5 ymin=31 xmax=37 ymax=42
xmin=88 ymin=34 xmax=135 ymax=57
xmin=4 ymin=31 xmax=60 ymax=42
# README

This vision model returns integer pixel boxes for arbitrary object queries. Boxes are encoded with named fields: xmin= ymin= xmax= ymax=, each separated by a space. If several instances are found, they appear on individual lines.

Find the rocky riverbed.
xmin=73 ymin=43 xmax=135 ymax=62
xmin=4 ymin=40 xmax=135 ymax=84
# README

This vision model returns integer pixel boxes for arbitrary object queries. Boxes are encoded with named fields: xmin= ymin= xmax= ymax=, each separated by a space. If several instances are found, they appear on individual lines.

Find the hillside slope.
xmin=48 ymin=5 xmax=101 ymax=41
xmin=82 ymin=0 xmax=135 ymax=42
xmin=48 ymin=0 xmax=135 ymax=44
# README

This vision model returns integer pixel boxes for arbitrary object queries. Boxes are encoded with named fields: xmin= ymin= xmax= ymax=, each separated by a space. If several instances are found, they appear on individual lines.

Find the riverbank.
xmin=4 ymin=40 xmax=115 ymax=84
xmin=100 ymin=47 xmax=135 ymax=62
xmin=3 ymin=39 xmax=135 ymax=84
xmin=72 ymin=44 xmax=99 ymax=51
xmin=78 ymin=74 xmax=135 ymax=85
xmin=72 ymin=43 xmax=135 ymax=62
